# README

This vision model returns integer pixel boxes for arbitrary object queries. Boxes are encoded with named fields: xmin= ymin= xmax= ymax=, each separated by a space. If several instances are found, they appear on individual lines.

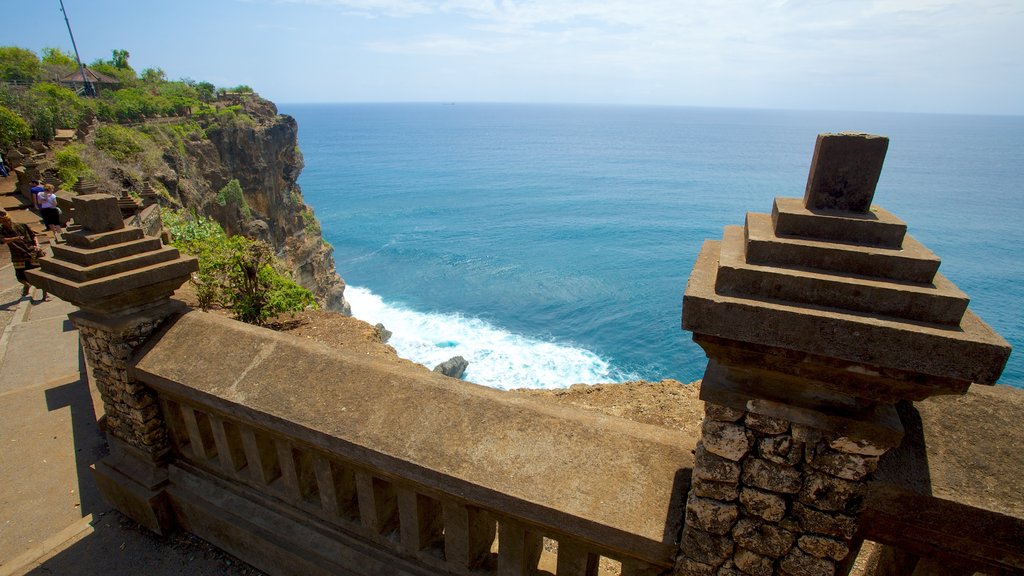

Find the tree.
xmin=0 ymin=46 xmax=41 ymax=82
xmin=111 ymin=49 xmax=130 ymax=70
xmin=40 ymin=47 xmax=78 ymax=81
xmin=0 ymin=105 xmax=32 ymax=149
xmin=41 ymin=47 xmax=76 ymax=68
xmin=140 ymin=67 xmax=166 ymax=84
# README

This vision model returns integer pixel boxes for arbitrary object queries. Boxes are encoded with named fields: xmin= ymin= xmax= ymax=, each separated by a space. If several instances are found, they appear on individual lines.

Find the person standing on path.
xmin=37 ymin=184 xmax=63 ymax=243
xmin=0 ymin=209 xmax=49 ymax=301
xmin=30 ymin=180 xmax=45 ymax=209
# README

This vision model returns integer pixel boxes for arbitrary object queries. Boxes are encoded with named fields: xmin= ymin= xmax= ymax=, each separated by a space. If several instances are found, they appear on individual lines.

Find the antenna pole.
xmin=59 ymin=0 xmax=93 ymax=96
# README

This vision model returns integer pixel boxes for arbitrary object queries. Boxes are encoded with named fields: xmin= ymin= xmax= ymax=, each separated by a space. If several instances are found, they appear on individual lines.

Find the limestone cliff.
xmin=88 ymin=96 xmax=350 ymax=314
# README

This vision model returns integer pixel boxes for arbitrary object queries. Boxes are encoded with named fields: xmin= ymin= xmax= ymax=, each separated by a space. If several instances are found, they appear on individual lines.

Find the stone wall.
xmin=74 ymin=310 xmax=172 ymax=452
xmin=679 ymin=402 xmax=882 ymax=575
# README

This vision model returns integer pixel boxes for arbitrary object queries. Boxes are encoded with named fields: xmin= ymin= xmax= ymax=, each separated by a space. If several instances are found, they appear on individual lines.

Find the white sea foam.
xmin=345 ymin=286 xmax=628 ymax=390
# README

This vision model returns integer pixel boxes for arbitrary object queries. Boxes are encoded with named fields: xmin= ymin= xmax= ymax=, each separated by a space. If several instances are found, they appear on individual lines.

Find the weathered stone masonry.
xmin=678 ymin=132 xmax=1010 ymax=576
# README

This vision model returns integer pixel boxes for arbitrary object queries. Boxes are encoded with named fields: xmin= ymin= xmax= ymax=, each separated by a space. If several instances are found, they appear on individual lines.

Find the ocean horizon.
xmin=282 ymin=103 xmax=1023 ymax=390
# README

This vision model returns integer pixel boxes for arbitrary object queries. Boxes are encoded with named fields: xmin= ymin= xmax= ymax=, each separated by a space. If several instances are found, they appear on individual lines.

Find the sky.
xmin=8 ymin=0 xmax=1024 ymax=115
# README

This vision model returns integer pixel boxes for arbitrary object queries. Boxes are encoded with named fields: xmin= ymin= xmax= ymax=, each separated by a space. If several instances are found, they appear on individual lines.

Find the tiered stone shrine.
xmin=27 ymin=193 xmax=197 ymax=532
xmin=677 ymin=133 xmax=1011 ymax=575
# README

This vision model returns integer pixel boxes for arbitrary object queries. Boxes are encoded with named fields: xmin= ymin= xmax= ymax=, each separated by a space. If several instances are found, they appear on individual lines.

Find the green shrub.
xmin=163 ymin=208 xmax=316 ymax=323
xmin=0 ymin=105 xmax=31 ymax=149
xmin=28 ymin=83 xmax=89 ymax=129
xmin=93 ymin=124 xmax=147 ymax=161
xmin=215 ymin=179 xmax=252 ymax=218
xmin=53 ymin=144 xmax=94 ymax=189
xmin=0 ymin=47 xmax=41 ymax=82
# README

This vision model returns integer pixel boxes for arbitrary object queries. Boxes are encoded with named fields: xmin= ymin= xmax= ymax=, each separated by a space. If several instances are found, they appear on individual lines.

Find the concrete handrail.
xmin=130 ymin=311 xmax=695 ymax=573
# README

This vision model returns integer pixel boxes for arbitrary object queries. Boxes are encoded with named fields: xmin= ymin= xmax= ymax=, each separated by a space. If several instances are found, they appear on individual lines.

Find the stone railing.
xmin=131 ymin=311 xmax=691 ymax=575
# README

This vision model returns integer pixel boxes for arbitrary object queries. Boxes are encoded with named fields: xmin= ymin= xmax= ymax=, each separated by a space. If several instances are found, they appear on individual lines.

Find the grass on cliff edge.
xmin=163 ymin=207 xmax=316 ymax=325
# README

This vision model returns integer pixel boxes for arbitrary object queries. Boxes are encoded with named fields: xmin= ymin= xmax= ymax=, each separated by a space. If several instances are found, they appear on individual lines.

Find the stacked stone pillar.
xmin=27 ymin=193 xmax=196 ymax=532
xmin=678 ymin=133 xmax=1010 ymax=576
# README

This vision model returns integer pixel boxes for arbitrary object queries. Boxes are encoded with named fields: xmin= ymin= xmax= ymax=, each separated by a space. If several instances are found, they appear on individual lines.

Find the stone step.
xmin=51 ymin=236 xmax=164 ymax=267
xmin=26 ymin=256 xmax=198 ymax=314
xmin=715 ymin=226 xmax=969 ymax=325
xmin=771 ymin=197 xmax=907 ymax=248
xmin=39 ymin=245 xmax=182 ymax=283
xmin=745 ymin=212 xmax=940 ymax=283
xmin=63 ymin=226 xmax=144 ymax=250
xmin=682 ymin=240 xmax=1010 ymax=388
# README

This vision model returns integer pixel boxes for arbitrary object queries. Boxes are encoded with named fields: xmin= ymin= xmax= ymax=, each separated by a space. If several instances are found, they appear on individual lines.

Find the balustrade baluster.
xmin=497 ymin=519 xmax=543 ymax=576
xmin=181 ymin=405 xmax=215 ymax=461
xmin=397 ymin=487 xmax=444 ymax=555
xmin=442 ymin=501 xmax=497 ymax=571
xmin=356 ymin=471 xmax=399 ymax=537
xmin=275 ymin=439 xmax=302 ymax=501
xmin=313 ymin=454 xmax=340 ymax=517
xmin=555 ymin=539 xmax=599 ymax=576
xmin=209 ymin=415 xmax=246 ymax=476
xmin=239 ymin=427 xmax=280 ymax=486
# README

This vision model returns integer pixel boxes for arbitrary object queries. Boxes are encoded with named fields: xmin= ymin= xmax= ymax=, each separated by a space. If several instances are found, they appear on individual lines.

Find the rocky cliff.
xmin=80 ymin=95 xmax=350 ymax=314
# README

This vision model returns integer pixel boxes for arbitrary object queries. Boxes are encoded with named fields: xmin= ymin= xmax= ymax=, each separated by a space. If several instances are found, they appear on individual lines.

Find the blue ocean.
xmin=281 ymin=103 xmax=1023 ymax=390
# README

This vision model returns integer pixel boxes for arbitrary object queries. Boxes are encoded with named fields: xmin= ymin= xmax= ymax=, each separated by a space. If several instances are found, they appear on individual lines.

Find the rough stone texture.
xmin=739 ymin=487 xmax=787 ymax=523
xmin=791 ymin=503 xmax=858 ymax=540
xmin=733 ymin=547 xmax=774 ymax=576
xmin=694 ymin=443 xmax=742 ymax=484
xmin=797 ymin=535 xmax=849 ymax=561
xmin=687 ymin=496 xmax=740 ymax=536
xmin=681 ymin=525 xmax=736 ymax=566
xmin=702 ymin=421 xmax=751 ymax=461
xmin=780 ymin=546 xmax=836 ymax=576
xmin=72 ymin=308 xmax=176 ymax=452
xmin=744 ymin=412 xmax=790 ymax=436
xmin=732 ymin=518 xmax=794 ymax=559
xmin=802 ymin=132 xmax=888 ymax=213
xmin=757 ymin=435 xmax=803 ymax=466
xmin=798 ymin=471 xmax=865 ymax=514
xmin=828 ymin=436 xmax=886 ymax=457
xmin=742 ymin=458 xmax=803 ymax=494
xmin=706 ymin=404 xmax=746 ymax=422
xmin=808 ymin=448 xmax=878 ymax=481
xmin=692 ymin=478 xmax=740 ymax=501
xmin=433 ymin=355 xmax=468 ymax=379
xmin=676 ymin=557 xmax=718 ymax=576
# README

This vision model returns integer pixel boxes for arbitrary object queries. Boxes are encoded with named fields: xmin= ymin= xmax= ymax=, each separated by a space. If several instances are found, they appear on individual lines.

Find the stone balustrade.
xmin=129 ymin=310 xmax=693 ymax=575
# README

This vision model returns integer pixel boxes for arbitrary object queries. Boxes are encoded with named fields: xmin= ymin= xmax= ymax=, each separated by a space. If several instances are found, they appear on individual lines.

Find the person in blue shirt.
xmin=29 ymin=180 xmax=45 ymax=210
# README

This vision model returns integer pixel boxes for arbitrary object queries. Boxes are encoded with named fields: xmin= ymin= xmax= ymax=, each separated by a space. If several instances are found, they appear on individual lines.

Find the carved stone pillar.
xmin=27 ymin=193 xmax=197 ymax=533
xmin=677 ymin=133 xmax=1010 ymax=576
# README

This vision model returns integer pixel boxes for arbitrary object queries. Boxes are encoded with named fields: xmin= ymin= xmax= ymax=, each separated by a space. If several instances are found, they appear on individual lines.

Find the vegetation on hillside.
xmin=163 ymin=208 xmax=316 ymax=324
xmin=0 ymin=46 xmax=256 ymax=146
xmin=0 ymin=45 xmax=322 ymax=326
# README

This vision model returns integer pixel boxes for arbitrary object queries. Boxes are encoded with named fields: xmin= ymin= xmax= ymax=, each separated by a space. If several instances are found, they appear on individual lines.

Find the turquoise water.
xmin=282 ymin=103 xmax=1023 ymax=390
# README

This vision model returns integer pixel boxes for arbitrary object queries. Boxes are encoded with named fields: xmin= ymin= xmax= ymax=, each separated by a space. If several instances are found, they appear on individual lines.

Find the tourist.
xmin=0 ymin=209 xmax=48 ymax=301
xmin=29 ymin=180 xmax=45 ymax=209
xmin=0 ymin=152 xmax=8 ymax=177
xmin=37 ymin=184 xmax=63 ymax=243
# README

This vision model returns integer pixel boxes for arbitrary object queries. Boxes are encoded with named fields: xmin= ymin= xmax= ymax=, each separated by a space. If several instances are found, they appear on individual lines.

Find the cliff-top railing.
xmin=131 ymin=311 xmax=692 ymax=575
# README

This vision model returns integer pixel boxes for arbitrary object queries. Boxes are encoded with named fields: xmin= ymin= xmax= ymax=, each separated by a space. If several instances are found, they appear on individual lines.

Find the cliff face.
xmin=155 ymin=96 xmax=350 ymax=314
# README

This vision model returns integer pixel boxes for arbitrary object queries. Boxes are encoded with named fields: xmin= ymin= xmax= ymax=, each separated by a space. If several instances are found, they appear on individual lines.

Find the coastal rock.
xmin=433 ymin=356 xmax=469 ymax=379
xmin=374 ymin=323 xmax=392 ymax=343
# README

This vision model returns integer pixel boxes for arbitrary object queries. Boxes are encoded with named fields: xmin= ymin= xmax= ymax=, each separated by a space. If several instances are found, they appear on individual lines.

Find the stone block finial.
xmin=73 ymin=193 xmax=126 ymax=232
xmin=803 ymin=132 xmax=889 ymax=213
